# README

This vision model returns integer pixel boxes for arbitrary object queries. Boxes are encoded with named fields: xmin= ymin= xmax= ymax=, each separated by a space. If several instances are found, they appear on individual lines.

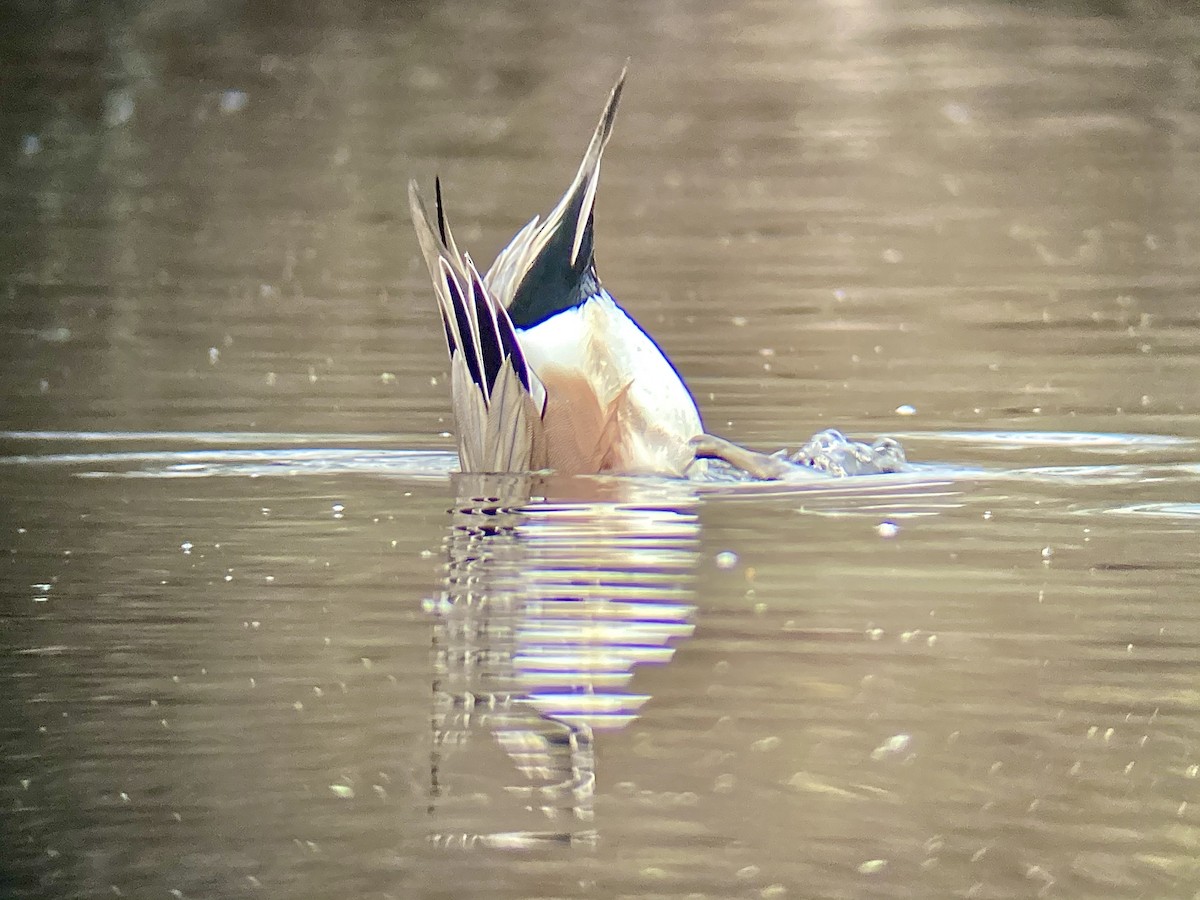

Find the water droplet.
xmin=942 ymin=102 xmax=971 ymax=124
xmin=104 ymin=89 xmax=135 ymax=126
xmin=219 ymin=89 xmax=248 ymax=114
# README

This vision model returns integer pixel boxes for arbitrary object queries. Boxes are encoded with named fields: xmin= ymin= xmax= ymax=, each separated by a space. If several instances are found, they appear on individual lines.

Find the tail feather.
xmin=485 ymin=64 xmax=628 ymax=328
xmin=409 ymin=178 xmax=547 ymax=473
xmin=409 ymin=63 xmax=632 ymax=474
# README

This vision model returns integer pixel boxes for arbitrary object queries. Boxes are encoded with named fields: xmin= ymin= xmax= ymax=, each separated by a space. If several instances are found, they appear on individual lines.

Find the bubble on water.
xmin=180 ymin=541 xmax=193 ymax=554
xmin=942 ymin=102 xmax=972 ymax=124
xmin=895 ymin=404 xmax=917 ymax=416
xmin=219 ymin=89 xmax=249 ymax=114
xmin=1041 ymin=546 xmax=1053 ymax=559
xmin=105 ymin=89 xmax=135 ymax=126
xmin=858 ymin=859 xmax=888 ymax=874
xmin=876 ymin=521 xmax=899 ymax=538
xmin=715 ymin=550 xmax=738 ymax=569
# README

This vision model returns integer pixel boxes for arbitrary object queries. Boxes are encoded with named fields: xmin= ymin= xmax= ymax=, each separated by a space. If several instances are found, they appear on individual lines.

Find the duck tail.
xmin=408 ymin=178 xmax=547 ymax=473
xmin=486 ymin=63 xmax=628 ymax=328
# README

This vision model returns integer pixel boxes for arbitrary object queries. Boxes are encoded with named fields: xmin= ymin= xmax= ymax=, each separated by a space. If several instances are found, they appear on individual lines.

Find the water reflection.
xmin=427 ymin=475 xmax=697 ymax=848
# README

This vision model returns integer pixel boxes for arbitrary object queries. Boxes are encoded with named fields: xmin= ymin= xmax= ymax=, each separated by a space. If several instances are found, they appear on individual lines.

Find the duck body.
xmin=516 ymin=290 xmax=701 ymax=475
xmin=409 ymin=66 xmax=703 ymax=477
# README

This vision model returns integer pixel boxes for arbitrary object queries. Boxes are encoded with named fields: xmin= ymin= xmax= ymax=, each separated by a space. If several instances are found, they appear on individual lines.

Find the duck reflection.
xmin=427 ymin=475 xmax=698 ymax=848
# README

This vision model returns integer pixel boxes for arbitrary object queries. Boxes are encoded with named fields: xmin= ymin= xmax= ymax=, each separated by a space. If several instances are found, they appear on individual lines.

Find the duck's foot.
xmin=689 ymin=434 xmax=795 ymax=480
xmin=690 ymin=430 xmax=910 ymax=481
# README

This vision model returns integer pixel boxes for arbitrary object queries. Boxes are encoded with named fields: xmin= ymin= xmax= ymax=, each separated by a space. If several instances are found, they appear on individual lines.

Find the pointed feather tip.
xmin=599 ymin=63 xmax=628 ymax=145
xmin=434 ymin=176 xmax=448 ymax=245
xmin=407 ymin=178 xmax=428 ymax=227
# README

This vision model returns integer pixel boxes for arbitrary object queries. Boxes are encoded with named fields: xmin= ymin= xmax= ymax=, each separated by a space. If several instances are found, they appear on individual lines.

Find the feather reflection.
xmin=427 ymin=475 xmax=698 ymax=848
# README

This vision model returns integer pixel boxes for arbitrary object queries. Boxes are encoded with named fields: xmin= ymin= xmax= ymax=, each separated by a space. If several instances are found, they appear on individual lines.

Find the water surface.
xmin=4 ymin=1 xmax=1200 ymax=898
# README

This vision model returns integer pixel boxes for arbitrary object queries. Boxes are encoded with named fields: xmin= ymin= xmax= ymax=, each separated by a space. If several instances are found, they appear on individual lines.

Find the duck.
xmin=408 ymin=66 xmax=707 ymax=477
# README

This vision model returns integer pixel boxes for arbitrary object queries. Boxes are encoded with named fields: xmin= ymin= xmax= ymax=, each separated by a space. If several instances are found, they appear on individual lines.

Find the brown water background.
xmin=3 ymin=1 xmax=1200 ymax=897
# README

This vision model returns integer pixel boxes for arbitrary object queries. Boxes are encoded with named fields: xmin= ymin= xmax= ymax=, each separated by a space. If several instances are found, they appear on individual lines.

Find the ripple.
xmin=0 ymin=447 xmax=458 ymax=479
xmin=897 ymin=431 xmax=1196 ymax=451
xmin=1101 ymin=503 xmax=1200 ymax=520
xmin=0 ymin=430 xmax=406 ymax=445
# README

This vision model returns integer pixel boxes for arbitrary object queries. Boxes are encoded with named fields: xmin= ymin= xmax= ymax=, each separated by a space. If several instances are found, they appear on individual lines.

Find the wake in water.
xmin=0 ymin=428 xmax=913 ymax=482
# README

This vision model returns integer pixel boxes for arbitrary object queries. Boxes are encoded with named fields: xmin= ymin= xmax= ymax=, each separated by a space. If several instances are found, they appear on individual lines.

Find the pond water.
xmin=4 ymin=1 xmax=1200 ymax=898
